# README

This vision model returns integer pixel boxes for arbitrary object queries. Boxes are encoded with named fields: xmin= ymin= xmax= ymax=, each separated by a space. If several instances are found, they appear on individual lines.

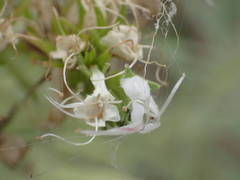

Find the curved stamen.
xmin=63 ymin=53 xmax=82 ymax=102
xmin=45 ymin=96 xmax=80 ymax=119
xmin=39 ymin=118 xmax=98 ymax=146
xmin=48 ymin=87 xmax=64 ymax=97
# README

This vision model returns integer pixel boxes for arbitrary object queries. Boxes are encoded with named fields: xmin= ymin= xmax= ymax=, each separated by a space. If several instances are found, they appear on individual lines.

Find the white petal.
xmin=118 ymin=25 xmax=139 ymax=44
xmin=131 ymin=102 xmax=145 ymax=123
xmin=50 ymin=50 xmax=67 ymax=59
xmin=73 ymin=95 xmax=101 ymax=121
xmin=121 ymin=76 xmax=150 ymax=101
xmin=103 ymin=104 xmax=120 ymax=122
xmin=121 ymin=75 xmax=161 ymax=133
xmin=90 ymin=66 xmax=112 ymax=97
xmin=148 ymin=96 xmax=160 ymax=118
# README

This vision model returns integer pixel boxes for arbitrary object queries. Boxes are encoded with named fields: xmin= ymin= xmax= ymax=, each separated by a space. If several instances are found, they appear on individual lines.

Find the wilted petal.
xmin=101 ymin=25 xmax=143 ymax=61
xmin=131 ymin=102 xmax=145 ymax=123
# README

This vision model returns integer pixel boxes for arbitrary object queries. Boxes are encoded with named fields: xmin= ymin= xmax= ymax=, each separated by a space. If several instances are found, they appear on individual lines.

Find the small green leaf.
xmin=95 ymin=7 xmax=107 ymax=27
xmin=148 ymin=80 xmax=161 ymax=92
xmin=52 ymin=8 xmax=66 ymax=35
xmin=26 ymin=37 xmax=54 ymax=55
xmin=89 ymin=31 xmax=104 ymax=51
xmin=106 ymin=74 xmax=131 ymax=126
xmin=14 ymin=0 xmax=32 ymax=17
xmin=116 ymin=5 xmax=128 ymax=24
xmin=123 ymin=67 xmax=135 ymax=78
xmin=83 ymin=48 xmax=97 ymax=66
xmin=97 ymin=50 xmax=111 ymax=69
xmin=59 ymin=17 xmax=78 ymax=33
xmin=94 ymin=6 xmax=109 ymax=36
xmin=77 ymin=0 xmax=86 ymax=29
xmin=67 ymin=69 xmax=93 ymax=96
xmin=102 ymin=63 xmax=111 ymax=74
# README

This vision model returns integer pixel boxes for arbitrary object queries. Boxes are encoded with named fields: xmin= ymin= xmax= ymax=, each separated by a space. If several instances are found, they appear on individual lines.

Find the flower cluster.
xmin=81 ymin=72 xmax=185 ymax=136
xmin=29 ymin=0 xmax=185 ymax=145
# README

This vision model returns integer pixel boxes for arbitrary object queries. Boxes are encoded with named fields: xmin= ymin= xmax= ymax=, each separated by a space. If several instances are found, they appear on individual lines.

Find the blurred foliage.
xmin=0 ymin=0 xmax=240 ymax=180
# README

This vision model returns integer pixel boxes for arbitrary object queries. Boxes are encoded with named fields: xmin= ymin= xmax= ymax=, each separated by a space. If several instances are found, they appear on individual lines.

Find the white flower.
xmin=101 ymin=25 xmax=143 ymax=61
xmin=121 ymin=75 xmax=160 ymax=123
xmin=47 ymin=66 xmax=120 ymax=127
xmin=50 ymin=35 xmax=85 ymax=67
xmin=81 ymin=75 xmax=160 ymax=136
xmin=81 ymin=73 xmax=185 ymax=136
xmin=73 ymin=66 xmax=120 ymax=127
xmin=50 ymin=34 xmax=85 ymax=59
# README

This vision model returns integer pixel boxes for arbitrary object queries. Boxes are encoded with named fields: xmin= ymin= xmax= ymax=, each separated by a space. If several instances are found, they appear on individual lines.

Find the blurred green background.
xmin=0 ymin=0 xmax=240 ymax=179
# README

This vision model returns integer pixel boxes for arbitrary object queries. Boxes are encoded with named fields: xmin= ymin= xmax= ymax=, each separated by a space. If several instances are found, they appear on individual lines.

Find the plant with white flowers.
xmin=0 ymin=0 xmax=183 ymax=146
